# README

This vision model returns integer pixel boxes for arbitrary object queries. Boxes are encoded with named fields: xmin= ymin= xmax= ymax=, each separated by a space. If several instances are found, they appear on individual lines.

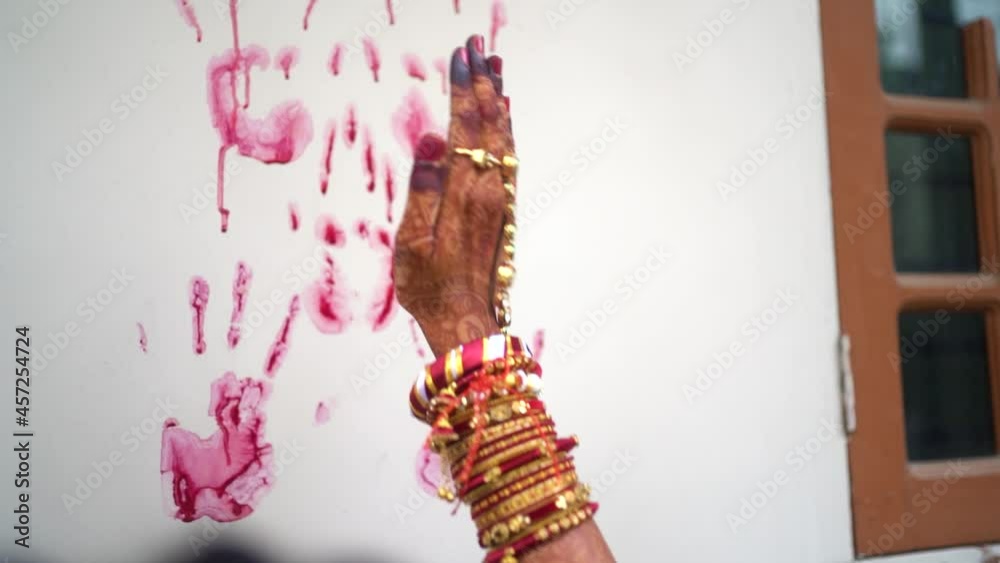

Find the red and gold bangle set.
xmin=409 ymin=334 xmax=598 ymax=563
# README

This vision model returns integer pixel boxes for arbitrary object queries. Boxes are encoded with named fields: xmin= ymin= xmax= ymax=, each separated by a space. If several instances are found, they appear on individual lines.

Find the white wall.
xmin=0 ymin=0 xmax=995 ymax=562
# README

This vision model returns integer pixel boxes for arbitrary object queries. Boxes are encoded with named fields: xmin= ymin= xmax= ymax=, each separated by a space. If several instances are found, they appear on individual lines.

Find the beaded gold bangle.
xmin=474 ymin=476 xmax=579 ymax=531
xmin=482 ymin=488 xmax=590 ymax=549
xmin=505 ymin=500 xmax=594 ymax=550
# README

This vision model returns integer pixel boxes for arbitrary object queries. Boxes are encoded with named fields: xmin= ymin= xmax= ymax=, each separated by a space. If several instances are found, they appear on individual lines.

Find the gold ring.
xmin=454 ymin=148 xmax=502 ymax=170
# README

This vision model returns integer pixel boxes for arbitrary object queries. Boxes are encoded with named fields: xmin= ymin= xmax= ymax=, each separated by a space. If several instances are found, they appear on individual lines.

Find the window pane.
xmin=876 ymin=0 xmax=1000 ymax=97
xmin=899 ymin=311 xmax=996 ymax=461
xmin=885 ymin=131 xmax=979 ymax=273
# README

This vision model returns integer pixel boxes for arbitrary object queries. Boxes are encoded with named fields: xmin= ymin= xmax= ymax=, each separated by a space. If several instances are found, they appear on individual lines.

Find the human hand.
xmin=393 ymin=34 xmax=513 ymax=356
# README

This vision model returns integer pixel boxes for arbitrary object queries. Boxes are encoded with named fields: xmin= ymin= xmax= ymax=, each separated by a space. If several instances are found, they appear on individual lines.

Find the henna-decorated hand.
xmin=394 ymin=35 xmax=513 ymax=356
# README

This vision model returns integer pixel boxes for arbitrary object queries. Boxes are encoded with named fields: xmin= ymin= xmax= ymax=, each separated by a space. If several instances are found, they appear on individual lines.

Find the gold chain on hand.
xmin=453 ymin=148 xmax=519 ymax=333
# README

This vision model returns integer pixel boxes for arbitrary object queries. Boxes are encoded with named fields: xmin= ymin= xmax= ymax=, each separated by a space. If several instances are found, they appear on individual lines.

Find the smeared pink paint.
xmin=276 ymin=46 xmax=300 ymax=80
xmin=315 ymin=214 xmax=346 ymax=247
xmin=433 ymin=58 xmax=447 ymax=94
xmin=304 ymin=253 xmax=353 ymax=334
xmin=409 ymin=318 xmax=427 ymax=359
xmin=531 ymin=329 xmax=545 ymax=361
xmin=328 ymin=43 xmax=344 ymax=76
xmin=386 ymin=0 xmax=396 ymax=24
xmin=190 ymin=277 xmax=210 ymax=355
xmin=383 ymin=156 xmax=395 ymax=223
xmin=207 ymin=2 xmax=314 ymax=231
xmin=160 ymin=372 xmax=273 ymax=523
xmin=362 ymin=128 xmax=376 ymax=193
xmin=392 ymin=88 xmax=439 ymax=156
xmin=264 ymin=295 xmax=301 ymax=378
xmin=175 ymin=0 xmax=203 ymax=42
xmin=415 ymin=445 xmax=444 ymax=495
xmin=289 ymin=202 xmax=300 ymax=231
xmin=137 ymin=322 xmax=148 ymax=354
xmin=320 ymin=119 xmax=336 ymax=195
xmin=227 ymin=262 xmax=253 ymax=349
xmin=303 ymin=0 xmax=319 ymax=30
xmin=489 ymin=0 xmax=508 ymax=52
xmin=402 ymin=53 xmax=427 ymax=81
xmin=453 ymin=0 xmax=461 ymax=14
xmin=367 ymin=227 xmax=398 ymax=331
xmin=343 ymin=105 xmax=357 ymax=147
xmin=314 ymin=400 xmax=332 ymax=425
xmin=355 ymin=219 xmax=371 ymax=240
xmin=362 ymin=37 xmax=381 ymax=83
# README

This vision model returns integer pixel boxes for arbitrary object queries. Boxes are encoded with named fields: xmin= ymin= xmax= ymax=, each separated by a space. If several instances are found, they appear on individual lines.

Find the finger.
xmin=434 ymin=44 xmax=482 ymax=263
xmin=395 ymin=134 xmax=448 ymax=260
xmin=448 ymin=45 xmax=479 ymax=151
xmin=486 ymin=55 xmax=503 ymax=95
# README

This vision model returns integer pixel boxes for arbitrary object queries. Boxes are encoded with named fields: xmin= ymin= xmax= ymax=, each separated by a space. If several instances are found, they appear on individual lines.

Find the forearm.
xmin=521 ymin=521 xmax=615 ymax=563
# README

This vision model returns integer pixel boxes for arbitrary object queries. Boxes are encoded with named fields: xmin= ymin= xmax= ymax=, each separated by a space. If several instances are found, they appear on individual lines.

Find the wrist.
xmin=418 ymin=312 xmax=500 ymax=357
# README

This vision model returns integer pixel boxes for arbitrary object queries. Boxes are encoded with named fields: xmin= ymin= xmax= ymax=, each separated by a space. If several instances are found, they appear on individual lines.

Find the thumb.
xmin=395 ymin=133 xmax=449 ymax=260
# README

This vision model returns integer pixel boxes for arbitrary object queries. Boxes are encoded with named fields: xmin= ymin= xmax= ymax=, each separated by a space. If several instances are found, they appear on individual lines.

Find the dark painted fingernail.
xmin=466 ymin=37 xmax=488 ymax=76
xmin=488 ymin=56 xmax=503 ymax=76
xmin=450 ymin=47 xmax=470 ymax=86
xmin=415 ymin=134 xmax=447 ymax=160
xmin=471 ymin=34 xmax=485 ymax=54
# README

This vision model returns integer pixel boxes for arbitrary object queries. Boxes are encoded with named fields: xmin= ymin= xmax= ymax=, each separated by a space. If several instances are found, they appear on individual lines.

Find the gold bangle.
xmin=475 ymin=474 xmax=579 ymax=530
xmin=467 ymin=436 xmax=557 ymax=479
xmin=448 ymin=394 xmax=531 ymax=428
xmin=482 ymin=487 xmax=589 ymax=549
xmin=451 ymin=425 xmax=557 ymax=470
xmin=463 ymin=454 xmax=567 ymax=505
xmin=445 ymin=414 xmax=552 ymax=461
xmin=511 ymin=497 xmax=593 ymax=547
xmin=472 ymin=461 xmax=576 ymax=514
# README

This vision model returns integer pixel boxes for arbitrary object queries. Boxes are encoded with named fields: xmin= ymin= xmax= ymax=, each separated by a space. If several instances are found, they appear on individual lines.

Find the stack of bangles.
xmin=409 ymin=333 xmax=598 ymax=563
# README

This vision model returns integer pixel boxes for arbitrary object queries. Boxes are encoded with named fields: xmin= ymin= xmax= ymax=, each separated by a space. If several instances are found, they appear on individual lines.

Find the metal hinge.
xmin=839 ymin=334 xmax=857 ymax=436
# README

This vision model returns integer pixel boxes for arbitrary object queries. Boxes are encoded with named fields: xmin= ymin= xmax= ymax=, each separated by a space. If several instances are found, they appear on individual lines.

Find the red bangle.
xmin=461 ymin=436 xmax=578 ymax=496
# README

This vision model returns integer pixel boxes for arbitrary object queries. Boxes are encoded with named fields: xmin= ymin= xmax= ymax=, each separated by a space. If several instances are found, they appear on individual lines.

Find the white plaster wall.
xmin=0 ymin=0 xmax=994 ymax=562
